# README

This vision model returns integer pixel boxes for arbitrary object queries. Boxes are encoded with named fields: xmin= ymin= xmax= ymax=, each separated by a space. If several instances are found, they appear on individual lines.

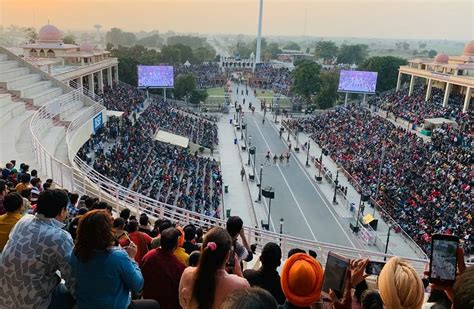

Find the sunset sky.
xmin=1 ymin=0 xmax=473 ymax=40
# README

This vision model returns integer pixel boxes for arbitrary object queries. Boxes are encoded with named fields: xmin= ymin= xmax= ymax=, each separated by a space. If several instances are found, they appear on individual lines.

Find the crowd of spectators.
xmin=1 ymin=187 xmax=472 ymax=309
xmin=287 ymin=105 xmax=472 ymax=254
xmin=98 ymin=83 xmax=146 ymax=116
xmin=251 ymin=64 xmax=292 ymax=96
xmin=175 ymin=63 xmax=226 ymax=89
xmin=78 ymin=98 xmax=222 ymax=217
xmin=368 ymin=86 xmax=472 ymax=127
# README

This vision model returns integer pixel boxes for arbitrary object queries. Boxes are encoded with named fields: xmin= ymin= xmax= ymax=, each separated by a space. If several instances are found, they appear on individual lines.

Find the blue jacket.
xmin=70 ymin=247 xmax=144 ymax=309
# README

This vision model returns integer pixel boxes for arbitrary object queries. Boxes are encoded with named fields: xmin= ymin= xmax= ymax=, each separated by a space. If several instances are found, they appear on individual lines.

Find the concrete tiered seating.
xmin=0 ymin=54 xmax=63 ymax=107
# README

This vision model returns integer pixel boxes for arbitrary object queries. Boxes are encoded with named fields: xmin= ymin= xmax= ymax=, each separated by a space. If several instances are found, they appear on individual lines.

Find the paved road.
xmin=232 ymin=83 xmax=362 ymax=249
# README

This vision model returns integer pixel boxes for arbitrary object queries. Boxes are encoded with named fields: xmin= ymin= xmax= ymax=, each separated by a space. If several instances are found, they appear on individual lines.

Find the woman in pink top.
xmin=179 ymin=226 xmax=249 ymax=309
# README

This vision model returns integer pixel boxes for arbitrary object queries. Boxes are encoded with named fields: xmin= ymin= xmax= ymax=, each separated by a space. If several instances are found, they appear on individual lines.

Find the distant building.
xmin=397 ymin=40 xmax=474 ymax=112
xmin=21 ymin=24 xmax=118 ymax=94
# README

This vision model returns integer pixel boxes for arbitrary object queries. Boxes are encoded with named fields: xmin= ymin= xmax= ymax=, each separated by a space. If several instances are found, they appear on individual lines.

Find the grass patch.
xmin=206 ymin=87 xmax=225 ymax=97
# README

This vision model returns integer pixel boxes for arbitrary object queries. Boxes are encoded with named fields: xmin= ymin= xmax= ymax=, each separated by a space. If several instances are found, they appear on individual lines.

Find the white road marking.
xmin=252 ymin=117 xmax=318 ymax=241
xmin=266 ymin=116 xmax=359 ymax=248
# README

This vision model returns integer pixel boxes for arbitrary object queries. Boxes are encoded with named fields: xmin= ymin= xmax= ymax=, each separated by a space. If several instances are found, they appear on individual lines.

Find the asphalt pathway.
xmin=232 ymin=83 xmax=362 ymax=248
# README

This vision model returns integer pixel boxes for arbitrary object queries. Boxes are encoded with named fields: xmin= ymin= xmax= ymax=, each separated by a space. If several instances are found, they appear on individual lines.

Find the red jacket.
xmin=140 ymin=248 xmax=186 ymax=309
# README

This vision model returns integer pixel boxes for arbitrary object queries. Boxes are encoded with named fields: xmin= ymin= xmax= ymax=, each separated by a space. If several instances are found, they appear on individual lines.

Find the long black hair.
xmin=192 ymin=226 xmax=232 ymax=309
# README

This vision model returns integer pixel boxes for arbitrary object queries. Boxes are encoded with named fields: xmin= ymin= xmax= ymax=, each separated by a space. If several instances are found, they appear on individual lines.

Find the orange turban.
xmin=280 ymin=253 xmax=323 ymax=307
xmin=177 ymin=226 xmax=185 ymax=247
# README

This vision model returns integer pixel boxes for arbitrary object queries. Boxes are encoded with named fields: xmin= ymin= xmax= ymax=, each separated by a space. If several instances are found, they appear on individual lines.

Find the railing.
xmin=27 ymin=80 xmax=435 ymax=276
xmin=68 ymin=80 xmax=105 ymax=104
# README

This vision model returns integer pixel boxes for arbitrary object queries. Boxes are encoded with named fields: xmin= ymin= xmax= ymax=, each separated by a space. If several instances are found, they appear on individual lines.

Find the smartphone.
xmin=429 ymin=234 xmax=459 ymax=285
xmin=322 ymin=252 xmax=350 ymax=297
xmin=365 ymin=261 xmax=386 ymax=276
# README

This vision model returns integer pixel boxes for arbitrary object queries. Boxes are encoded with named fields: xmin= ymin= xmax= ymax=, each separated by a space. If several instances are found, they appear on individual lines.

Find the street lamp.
xmin=287 ymin=127 xmax=291 ymax=142
xmin=257 ymin=164 xmax=263 ymax=202
xmin=373 ymin=146 xmax=386 ymax=216
xmin=355 ymin=193 xmax=369 ymax=231
xmin=384 ymin=225 xmax=391 ymax=261
xmin=332 ymin=170 xmax=339 ymax=204
xmin=279 ymin=218 xmax=284 ymax=234
xmin=305 ymin=140 xmax=311 ymax=167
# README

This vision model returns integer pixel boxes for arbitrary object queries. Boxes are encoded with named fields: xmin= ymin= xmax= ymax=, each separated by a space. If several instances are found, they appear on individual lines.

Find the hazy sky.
xmin=1 ymin=0 xmax=473 ymax=40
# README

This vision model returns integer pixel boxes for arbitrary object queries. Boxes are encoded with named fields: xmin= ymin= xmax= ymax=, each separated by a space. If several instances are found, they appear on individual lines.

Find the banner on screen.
xmin=338 ymin=70 xmax=378 ymax=93
xmin=137 ymin=65 xmax=174 ymax=88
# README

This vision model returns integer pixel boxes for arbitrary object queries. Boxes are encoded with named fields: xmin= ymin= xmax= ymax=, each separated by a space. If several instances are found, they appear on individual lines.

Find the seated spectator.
xmin=287 ymin=248 xmax=306 ymax=258
xmin=127 ymin=220 xmax=153 ymax=263
xmin=189 ymin=251 xmax=201 ymax=267
xmin=30 ymin=177 xmax=42 ymax=203
xmin=452 ymin=265 xmax=474 ymax=308
xmin=0 ymin=193 xmax=23 ymax=251
xmin=15 ymin=173 xmax=31 ymax=193
xmin=244 ymin=242 xmax=285 ymax=305
xmin=139 ymin=213 xmax=152 ymax=235
xmin=68 ymin=207 xmax=88 ymax=241
xmin=222 ymin=287 xmax=278 ymax=309
xmin=174 ymin=226 xmax=189 ymax=266
xmin=183 ymin=224 xmax=200 ymax=254
xmin=360 ymin=290 xmax=384 ymax=309
xmin=141 ymin=227 xmax=186 ymax=309
xmin=179 ymin=226 xmax=249 ymax=308
xmin=0 ymin=189 xmax=74 ymax=309
xmin=227 ymin=216 xmax=253 ymax=264
xmin=279 ymin=253 xmax=324 ymax=308
xmin=378 ymin=257 xmax=424 ymax=309
xmin=0 ymin=179 xmax=7 ymax=215
xmin=70 ymin=209 xmax=144 ymax=308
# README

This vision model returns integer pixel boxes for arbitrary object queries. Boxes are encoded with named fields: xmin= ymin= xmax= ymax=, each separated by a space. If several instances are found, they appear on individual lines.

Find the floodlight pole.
xmin=373 ymin=146 xmax=385 ymax=216
xmin=255 ymin=0 xmax=264 ymax=70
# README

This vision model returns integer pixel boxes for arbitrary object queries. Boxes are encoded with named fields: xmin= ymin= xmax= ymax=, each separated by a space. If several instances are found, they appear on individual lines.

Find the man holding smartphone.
xmin=226 ymin=216 xmax=253 ymax=268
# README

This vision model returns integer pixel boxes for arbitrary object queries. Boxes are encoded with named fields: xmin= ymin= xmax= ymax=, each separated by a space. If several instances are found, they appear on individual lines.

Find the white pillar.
xmin=408 ymin=75 xmax=415 ymax=96
xmin=114 ymin=65 xmax=119 ymax=83
xmin=77 ymin=76 xmax=83 ymax=89
xmin=443 ymin=83 xmax=451 ymax=107
xmin=463 ymin=87 xmax=471 ymax=112
xmin=98 ymin=70 xmax=104 ymax=93
xmin=396 ymin=72 xmax=402 ymax=91
xmin=107 ymin=67 xmax=113 ymax=87
xmin=425 ymin=79 xmax=433 ymax=101
xmin=255 ymin=0 xmax=264 ymax=65
xmin=88 ymin=73 xmax=95 ymax=95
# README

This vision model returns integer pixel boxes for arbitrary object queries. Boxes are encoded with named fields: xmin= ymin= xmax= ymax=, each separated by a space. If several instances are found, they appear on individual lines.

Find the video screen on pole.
xmin=338 ymin=70 xmax=378 ymax=93
xmin=137 ymin=65 xmax=174 ymax=88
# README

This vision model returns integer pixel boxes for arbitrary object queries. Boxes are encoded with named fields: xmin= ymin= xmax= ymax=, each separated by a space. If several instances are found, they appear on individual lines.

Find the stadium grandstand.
xmin=0 ymin=20 xmax=472 ymax=309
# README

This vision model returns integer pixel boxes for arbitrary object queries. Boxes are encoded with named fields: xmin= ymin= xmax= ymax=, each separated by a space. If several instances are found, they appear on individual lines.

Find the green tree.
xmin=419 ymin=42 xmax=427 ymax=49
xmin=62 ymin=34 xmax=76 ymax=44
xmin=359 ymin=56 xmax=407 ymax=92
xmin=234 ymin=41 xmax=253 ymax=58
xmin=172 ymin=44 xmax=195 ymax=63
xmin=283 ymin=41 xmax=300 ymax=50
xmin=315 ymin=70 xmax=339 ymax=109
xmin=264 ymin=42 xmax=282 ymax=60
xmin=290 ymin=60 xmax=321 ymax=105
xmin=189 ymin=89 xmax=208 ymax=104
xmin=314 ymin=41 xmax=338 ymax=61
xmin=193 ymin=46 xmax=216 ymax=64
xmin=337 ymin=44 xmax=369 ymax=65
xmin=173 ymin=74 xmax=196 ymax=100
xmin=160 ymin=45 xmax=182 ymax=64
xmin=24 ymin=27 xmax=37 ymax=44
xmin=105 ymin=27 xmax=137 ymax=47
xmin=136 ymin=34 xmax=163 ymax=48
xmin=167 ymin=35 xmax=207 ymax=49
xmin=428 ymin=50 xmax=437 ymax=58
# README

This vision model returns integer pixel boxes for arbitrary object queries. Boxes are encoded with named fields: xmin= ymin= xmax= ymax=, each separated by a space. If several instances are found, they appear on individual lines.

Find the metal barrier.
xmin=28 ymin=83 xmax=434 ymax=276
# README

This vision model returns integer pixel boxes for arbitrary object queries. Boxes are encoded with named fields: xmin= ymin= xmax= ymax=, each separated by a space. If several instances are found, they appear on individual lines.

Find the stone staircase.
xmin=0 ymin=51 xmax=92 ymax=169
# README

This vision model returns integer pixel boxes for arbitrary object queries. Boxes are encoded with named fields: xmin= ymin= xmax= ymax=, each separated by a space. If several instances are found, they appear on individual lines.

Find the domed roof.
xmin=463 ymin=40 xmax=474 ymax=56
xmin=38 ymin=24 xmax=62 ymax=42
xmin=434 ymin=53 xmax=449 ymax=63
xmin=80 ymin=42 xmax=94 ymax=52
